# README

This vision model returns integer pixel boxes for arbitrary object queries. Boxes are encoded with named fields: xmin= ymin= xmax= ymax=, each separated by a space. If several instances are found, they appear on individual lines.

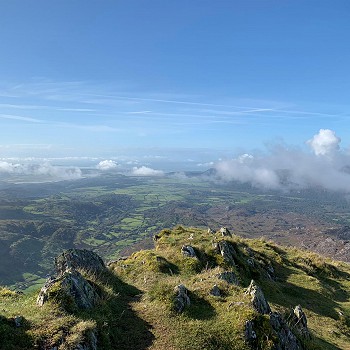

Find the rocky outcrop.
xmin=174 ymin=284 xmax=190 ymax=313
xmin=215 ymin=241 xmax=237 ymax=266
xmin=291 ymin=305 xmax=310 ymax=339
xmin=74 ymin=329 xmax=98 ymax=350
xmin=37 ymin=269 xmax=101 ymax=309
xmin=55 ymin=249 xmax=106 ymax=276
xmin=216 ymin=271 xmax=239 ymax=285
xmin=37 ymin=249 xmax=105 ymax=310
xmin=219 ymin=227 xmax=232 ymax=237
xmin=270 ymin=312 xmax=302 ymax=350
xmin=207 ymin=227 xmax=214 ymax=234
xmin=245 ymin=320 xmax=257 ymax=346
xmin=181 ymin=245 xmax=197 ymax=258
xmin=245 ymin=280 xmax=271 ymax=314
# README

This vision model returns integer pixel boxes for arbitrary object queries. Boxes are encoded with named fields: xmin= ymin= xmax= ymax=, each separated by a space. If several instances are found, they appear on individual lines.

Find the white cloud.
xmin=214 ymin=129 xmax=350 ymax=192
xmin=132 ymin=166 xmax=164 ymax=176
xmin=0 ymin=161 xmax=82 ymax=180
xmin=307 ymin=129 xmax=341 ymax=156
xmin=197 ymin=161 xmax=214 ymax=167
xmin=96 ymin=160 xmax=118 ymax=171
xmin=237 ymin=153 xmax=254 ymax=164
xmin=215 ymin=159 xmax=281 ymax=190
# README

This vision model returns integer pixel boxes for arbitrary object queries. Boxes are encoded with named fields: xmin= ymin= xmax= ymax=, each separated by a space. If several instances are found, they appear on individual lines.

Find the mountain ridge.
xmin=1 ymin=226 xmax=350 ymax=349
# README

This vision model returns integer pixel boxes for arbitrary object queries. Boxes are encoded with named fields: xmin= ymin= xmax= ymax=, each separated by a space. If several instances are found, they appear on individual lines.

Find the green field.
xmin=1 ymin=173 xmax=350 ymax=290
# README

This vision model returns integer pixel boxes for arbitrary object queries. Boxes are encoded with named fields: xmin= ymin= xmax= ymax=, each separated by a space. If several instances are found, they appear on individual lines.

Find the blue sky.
xmin=0 ymin=1 xmax=350 ymax=170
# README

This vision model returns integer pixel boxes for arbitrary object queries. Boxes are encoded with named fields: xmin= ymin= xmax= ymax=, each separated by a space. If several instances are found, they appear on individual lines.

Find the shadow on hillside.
xmin=262 ymin=262 xmax=347 ymax=321
xmin=79 ymin=270 xmax=155 ymax=350
xmin=184 ymin=291 xmax=216 ymax=320
xmin=0 ymin=315 xmax=33 ymax=350
xmin=308 ymin=337 xmax=343 ymax=350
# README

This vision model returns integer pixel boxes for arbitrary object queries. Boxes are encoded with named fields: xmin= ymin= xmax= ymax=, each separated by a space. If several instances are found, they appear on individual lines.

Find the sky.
xmin=0 ymin=1 xmax=350 ymax=175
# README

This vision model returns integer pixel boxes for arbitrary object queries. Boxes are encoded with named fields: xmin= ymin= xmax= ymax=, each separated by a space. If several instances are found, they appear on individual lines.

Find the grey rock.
xmin=181 ymin=245 xmax=197 ymax=258
xmin=37 ymin=276 xmax=57 ymax=307
xmin=174 ymin=284 xmax=190 ymax=313
xmin=153 ymin=234 xmax=161 ymax=241
xmin=37 ymin=269 xmax=101 ymax=310
xmin=244 ymin=246 xmax=254 ymax=256
xmin=247 ymin=258 xmax=255 ymax=267
xmin=217 ymin=241 xmax=237 ymax=266
xmin=216 ymin=271 xmax=239 ymax=285
xmin=245 ymin=280 xmax=271 ymax=314
xmin=245 ymin=320 xmax=257 ymax=345
xmin=207 ymin=227 xmax=215 ymax=234
xmin=13 ymin=315 xmax=23 ymax=327
xmin=210 ymin=284 xmax=221 ymax=297
xmin=55 ymin=249 xmax=106 ymax=277
xmin=292 ymin=305 xmax=310 ymax=339
xmin=266 ymin=264 xmax=275 ymax=280
xmin=270 ymin=312 xmax=302 ymax=350
xmin=75 ymin=329 xmax=98 ymax=350
xmin=219 ymin=227 xmax=232 ymax=237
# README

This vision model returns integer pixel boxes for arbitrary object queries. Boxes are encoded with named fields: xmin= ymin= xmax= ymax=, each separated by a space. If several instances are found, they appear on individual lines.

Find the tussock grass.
xmin=1 ymin=225 xmax=350 ymax=349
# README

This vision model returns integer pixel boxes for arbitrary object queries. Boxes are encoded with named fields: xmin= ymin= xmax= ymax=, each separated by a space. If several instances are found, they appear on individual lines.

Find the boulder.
xmin=216 ymin=271 xmax=239 ymax=285
xmin=181 ymin=245 xmax=197 ymax=258
xmin=210 ymin=284 xmax=221 ymax=297
xmin=13 ymin=315 xmax=23 ymax=328
xmin=174 ymin=284 xmax=190 ymax=313
xmin=247 ymin=258 xmax=255 ymax=267
xmin=55 ymin=249 xmax=106 ymax=276
xmin=37 ymin=269 xmax=101 ymax=310
xmin=245 ymin=280 xmax=271 ymax=314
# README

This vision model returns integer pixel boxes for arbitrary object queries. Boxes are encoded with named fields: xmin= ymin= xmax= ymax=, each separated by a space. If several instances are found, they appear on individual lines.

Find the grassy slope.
xmin=0 ymin=226 xmax=350 ymax=349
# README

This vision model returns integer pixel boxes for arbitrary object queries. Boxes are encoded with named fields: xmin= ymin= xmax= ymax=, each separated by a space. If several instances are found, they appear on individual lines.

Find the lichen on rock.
xmin=245 ymin=280 xmax=271 ymax=315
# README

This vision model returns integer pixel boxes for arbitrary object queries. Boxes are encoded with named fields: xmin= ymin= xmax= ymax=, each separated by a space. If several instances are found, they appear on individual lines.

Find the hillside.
xmin=0 ymin=226 xmax=350 ymax=349
xmin=3 ymin=174 xmax=350 ymax=292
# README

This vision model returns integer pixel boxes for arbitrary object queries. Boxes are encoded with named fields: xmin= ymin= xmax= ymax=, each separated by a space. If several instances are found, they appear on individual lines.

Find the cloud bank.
xmin=214 ymin=129 xmax=350 ymax=192
xmin=0 ymin=161 xmax=82 ymax=180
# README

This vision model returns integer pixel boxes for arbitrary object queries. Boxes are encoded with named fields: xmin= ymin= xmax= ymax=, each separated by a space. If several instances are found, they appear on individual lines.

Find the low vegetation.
xmin=0 ymin=226 xmax=349 ymax=349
